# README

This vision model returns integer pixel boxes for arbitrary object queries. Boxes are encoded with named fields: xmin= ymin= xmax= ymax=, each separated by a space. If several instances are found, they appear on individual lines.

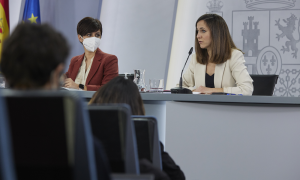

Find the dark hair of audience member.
xmin=0 ymin=23 xmax=69 ymax=89
xmin=195 ymin=13 xmax=240 ymax=65
xmin=89 ymin=76 xmax=145 ymax=115
xmin=77 ymin=17 xmax=103 ymax=38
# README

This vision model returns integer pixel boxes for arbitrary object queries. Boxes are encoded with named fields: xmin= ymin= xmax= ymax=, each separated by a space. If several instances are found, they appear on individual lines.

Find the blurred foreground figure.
xmin=0 ymin=23 xmax=111 ymax=180
xmin=0 ymin=23 xmax=69 ymax=90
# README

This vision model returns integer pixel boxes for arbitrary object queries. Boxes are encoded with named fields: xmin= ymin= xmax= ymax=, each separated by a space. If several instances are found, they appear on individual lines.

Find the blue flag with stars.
xmin=22 ymin=0 xmax=41 ymax=24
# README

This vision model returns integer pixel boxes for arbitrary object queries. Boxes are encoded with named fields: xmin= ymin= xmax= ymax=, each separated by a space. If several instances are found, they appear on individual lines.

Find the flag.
xmin=0 ymin=0 xmax=9 ymax=61
xmin=22 ymin=0 xmax=41 ymax=24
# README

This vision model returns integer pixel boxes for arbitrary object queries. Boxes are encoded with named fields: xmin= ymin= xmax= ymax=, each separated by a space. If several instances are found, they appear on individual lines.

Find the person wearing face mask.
xmin=64 ymin=17 xmax=119 ymax=91
xmin=0 ymin=23 xmax=69 ymax=90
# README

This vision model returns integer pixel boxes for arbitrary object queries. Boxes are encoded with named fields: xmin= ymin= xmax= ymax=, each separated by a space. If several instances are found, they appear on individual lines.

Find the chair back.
xmin=250 ymin=75 xmax=279 ymax=96
xmin=0 ymin=92 xmax=16 ymax=180
xmin=2 ymin=90 xmax=97 ymax=180
xmin=88 ymin=104 xmax=139 ymax=174
xmin=132 ymin=116 xmax=162 ymax=170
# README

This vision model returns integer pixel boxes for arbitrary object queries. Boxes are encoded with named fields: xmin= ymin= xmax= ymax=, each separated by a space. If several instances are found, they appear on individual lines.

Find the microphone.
xmin=171 ymin=47 xmax=193 ymax=94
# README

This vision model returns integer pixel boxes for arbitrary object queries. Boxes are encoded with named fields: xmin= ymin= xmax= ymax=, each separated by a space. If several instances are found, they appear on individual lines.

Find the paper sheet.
xmin=61 ymin=87 xmax=83 ymax=91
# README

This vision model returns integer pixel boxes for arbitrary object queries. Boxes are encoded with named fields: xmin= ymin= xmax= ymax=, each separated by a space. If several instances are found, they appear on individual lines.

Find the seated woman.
xmin=89 ymin=76 xmax=185 ymax=180
xmin=182 ymin=14 xmax=253 ymax=95
xmin=64 ymin=17 xmax=118 ymax=91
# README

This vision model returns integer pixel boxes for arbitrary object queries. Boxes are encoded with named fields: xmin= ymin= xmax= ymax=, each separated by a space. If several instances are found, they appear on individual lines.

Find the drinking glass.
xmin=149 ymin=79 xmax=164 ymax=92
xmin=0 ymin=77 xmax=5 ymax=88
xmin=133 ymin=69 xmax=146 ymax=92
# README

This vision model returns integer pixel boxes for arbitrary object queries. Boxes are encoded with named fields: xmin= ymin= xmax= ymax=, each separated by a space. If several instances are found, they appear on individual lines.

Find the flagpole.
xmin=18 ymin=0 xmax=26 ymax=23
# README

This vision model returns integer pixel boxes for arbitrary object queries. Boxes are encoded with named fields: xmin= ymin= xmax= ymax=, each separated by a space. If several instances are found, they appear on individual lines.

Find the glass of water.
xmin=0 ymin=77 xmax=5 ymax=88
xmin=149 ymin=79 xmax=164 ymax=92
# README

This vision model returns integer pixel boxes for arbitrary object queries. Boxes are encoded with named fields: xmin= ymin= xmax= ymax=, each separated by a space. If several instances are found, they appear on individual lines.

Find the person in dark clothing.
xmin=160 ymin=143 xmax=185 ymax=180
xmin=139 ymin=159 xmax=170 ymax=180
xmin=89 ymin=76 xmax=186 ymax=180
xmin=1 ymin=23 xmax=111 ymax=180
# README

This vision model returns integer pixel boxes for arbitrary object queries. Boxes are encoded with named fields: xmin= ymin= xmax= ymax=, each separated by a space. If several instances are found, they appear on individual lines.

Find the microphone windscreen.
xmin=189 ymin=47 xmax=193 ymax=55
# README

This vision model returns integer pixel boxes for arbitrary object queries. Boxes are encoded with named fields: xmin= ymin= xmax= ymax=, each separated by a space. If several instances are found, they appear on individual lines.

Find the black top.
xmin=205 ymin=73 xmax=215 ymax=88
xmin=160 ymin=142 xmax=185 ymax=180
xmin=139 ymin=142 xmax=186 ymax=180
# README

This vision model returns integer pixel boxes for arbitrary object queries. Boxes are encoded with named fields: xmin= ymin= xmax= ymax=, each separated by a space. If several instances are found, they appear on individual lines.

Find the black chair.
xmin=88 ymin=104 xmax=139 ymax=174
xmin=1 ymin=90 xmax=98 ymax=180
xmin=119 ymin=74 xmax=134 ymax=81
xmin=250 ymin=75 xmax=279 ymax=96
xmin=0 ymin=92 xmax=16 ymax=180
xmin=132 ymin=116 xmax=162 ymax=170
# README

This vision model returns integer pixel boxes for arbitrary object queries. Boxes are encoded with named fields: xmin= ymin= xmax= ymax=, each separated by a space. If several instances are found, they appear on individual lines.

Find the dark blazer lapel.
xmin=86 ymin=48 xmax=102 ymax=84
xmin=70 ymin=54 xmax=85 ymax=80
xmin=214 ymin=61 xmax=226 ymax=88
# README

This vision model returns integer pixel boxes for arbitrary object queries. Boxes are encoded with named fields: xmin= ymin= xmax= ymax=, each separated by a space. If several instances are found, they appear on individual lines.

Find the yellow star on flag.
xmin=28 ymin=13 xmax=38 ymax=24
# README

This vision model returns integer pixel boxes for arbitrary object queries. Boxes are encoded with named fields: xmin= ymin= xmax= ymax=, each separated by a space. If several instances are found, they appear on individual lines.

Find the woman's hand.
xmin=64 ymin=78 xmax=79 ymax=89
xmin=194 ymin=86 xmax=213 ymax=94
xmin=60 ymin=74 xmax=67 ymax=82
xmin=194 ymin=86 xmax=223 ymax=94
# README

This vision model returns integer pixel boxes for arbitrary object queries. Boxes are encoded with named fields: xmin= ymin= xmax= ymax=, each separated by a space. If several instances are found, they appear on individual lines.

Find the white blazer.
xmin=182 ymin=49 xmax=253 ymax=95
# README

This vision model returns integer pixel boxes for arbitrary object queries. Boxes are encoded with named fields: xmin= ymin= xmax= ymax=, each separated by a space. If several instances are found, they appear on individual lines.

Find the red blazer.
xmin=65 ymin=48 xmax=118 ymax=91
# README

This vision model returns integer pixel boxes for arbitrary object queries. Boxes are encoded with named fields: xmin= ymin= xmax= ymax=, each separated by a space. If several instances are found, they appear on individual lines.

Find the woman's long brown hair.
xmin=89 ymin=76 xmax=145 ymax=115
xmin=195 ymin=14 xmax=241 ymax=65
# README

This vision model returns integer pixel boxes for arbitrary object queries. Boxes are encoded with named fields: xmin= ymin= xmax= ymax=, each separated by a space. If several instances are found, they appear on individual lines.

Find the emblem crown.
xmin=244 ymin=0 xmax=296 ymax=10
xmin=207 ymin=0 xmax=223 ymax=12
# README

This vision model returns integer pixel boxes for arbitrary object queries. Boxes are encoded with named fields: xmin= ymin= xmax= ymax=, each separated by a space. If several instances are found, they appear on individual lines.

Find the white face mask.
xmin=81 ymin=36 xmax=101 ymax=52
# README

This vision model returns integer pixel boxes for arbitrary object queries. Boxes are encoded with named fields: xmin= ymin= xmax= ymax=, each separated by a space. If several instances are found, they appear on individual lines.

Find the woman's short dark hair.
xmin=89 ymin=76 xmax=145 ymax=115
xmin=0 ymin=23 xmax=69 ymax=89
xmin=77 ymin=17 xmax=103 ymax=37
xmin=195 ymin=14 xmax=240 ymax=65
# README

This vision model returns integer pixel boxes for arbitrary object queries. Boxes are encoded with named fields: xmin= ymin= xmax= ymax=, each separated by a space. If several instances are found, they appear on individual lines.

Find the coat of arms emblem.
xmin=228 ymin=0 xmax=300 ymax=96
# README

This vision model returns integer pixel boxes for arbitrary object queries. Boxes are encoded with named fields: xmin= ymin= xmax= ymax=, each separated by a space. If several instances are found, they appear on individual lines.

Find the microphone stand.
xmin=171 ymin=48 xmax=193 ymax=94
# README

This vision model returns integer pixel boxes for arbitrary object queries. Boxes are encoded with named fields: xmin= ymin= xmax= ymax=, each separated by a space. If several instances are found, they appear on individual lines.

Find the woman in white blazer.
xmin=182 ymin=14 xmax=253 ymax=95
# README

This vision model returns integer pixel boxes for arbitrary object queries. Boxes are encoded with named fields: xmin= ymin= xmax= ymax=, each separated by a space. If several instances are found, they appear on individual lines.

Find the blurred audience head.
xmin=0 ymin=23 xmax=69 ymax=90
xmin=89 ymin=76 xmax=145 ymax=115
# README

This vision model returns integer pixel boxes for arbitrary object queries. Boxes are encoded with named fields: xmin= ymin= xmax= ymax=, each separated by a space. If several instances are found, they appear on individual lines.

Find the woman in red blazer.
xmin=64 ymin=17 xmax=118 ymax=91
